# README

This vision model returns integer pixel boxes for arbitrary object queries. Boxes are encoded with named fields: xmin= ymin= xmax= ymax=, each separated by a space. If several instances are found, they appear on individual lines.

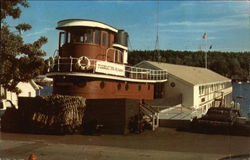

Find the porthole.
xmin=77 ymin=81 xmax=86 ymax=88
xmin=138 ymin=85 xmax=141 ymax=91
xmin=74 ymin=79 xmax=86 ymax=88
xmin=125 ymin=83 xmax=129 ymax=90
xmin=148 ymin=84 xmax=150 ymax=90
xmin=117 ymin=83 xmax=122 ymax=90
xmin=100 ymin=81 xmax=105 ymax=89
xmin=170 ymin=82 xmax=175 ymax=88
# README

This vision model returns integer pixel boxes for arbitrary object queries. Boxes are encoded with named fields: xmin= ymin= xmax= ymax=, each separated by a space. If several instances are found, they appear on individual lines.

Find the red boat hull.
xmin=53 ymin=77 xmax=154 ymax=100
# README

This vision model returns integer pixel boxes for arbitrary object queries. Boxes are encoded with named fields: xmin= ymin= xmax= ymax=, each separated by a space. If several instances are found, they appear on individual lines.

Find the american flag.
xmin=202 ymin=33 xmax=206 ymax=39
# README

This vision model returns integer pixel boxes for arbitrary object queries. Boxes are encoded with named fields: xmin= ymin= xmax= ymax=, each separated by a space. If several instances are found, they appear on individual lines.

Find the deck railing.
xmin=48 ymin=56 xmax=168 ymax=81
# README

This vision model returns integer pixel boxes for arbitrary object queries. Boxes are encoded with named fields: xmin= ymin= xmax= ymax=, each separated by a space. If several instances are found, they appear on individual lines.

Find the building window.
xmin=203 ymin=105 xmax=206 ymax=111
xmin=201 ymin=97 xmax=205 ymax=102
xmin=199 ymin=86 xmax=205 ymax=95
xmin=205 ymin=86 xmax=209 ymax=94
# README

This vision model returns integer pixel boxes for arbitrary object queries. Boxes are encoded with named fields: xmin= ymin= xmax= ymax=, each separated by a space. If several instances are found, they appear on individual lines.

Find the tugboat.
xmin=1 ymin=19 xmax=168 ymax=135
xmin=47 ymin=19 xmax=168 ymax=100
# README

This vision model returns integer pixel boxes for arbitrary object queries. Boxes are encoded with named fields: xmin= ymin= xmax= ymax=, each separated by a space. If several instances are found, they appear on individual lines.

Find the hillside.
xmin=128 ymin=50 xmax=250 ymax=80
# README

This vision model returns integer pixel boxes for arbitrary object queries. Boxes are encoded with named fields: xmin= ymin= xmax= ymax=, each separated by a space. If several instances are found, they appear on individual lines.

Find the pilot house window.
xmin=85 ymin=30 xmax=93 ymax=43
xmin=62 ymin=29 xmax=109 ymax=47
xmin=67 ymin=29 xmax=94 ymax=44
xmin=102 ymin=32 xmax=108 ymax=47
xmin=94 ymin=30 xmax=100 ymax=45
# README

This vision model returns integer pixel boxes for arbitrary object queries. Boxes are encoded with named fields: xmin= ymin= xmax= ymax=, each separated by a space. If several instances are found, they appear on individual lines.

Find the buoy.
xmin=28 ymin=153 xmax=38 ymax=160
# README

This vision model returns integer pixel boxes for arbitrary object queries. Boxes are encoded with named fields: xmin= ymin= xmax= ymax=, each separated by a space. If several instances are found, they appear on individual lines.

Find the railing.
xmin=139 ymin=102 xmax=159 ymax=130
xmin=48 ymin=56 xmax=168 ymax=81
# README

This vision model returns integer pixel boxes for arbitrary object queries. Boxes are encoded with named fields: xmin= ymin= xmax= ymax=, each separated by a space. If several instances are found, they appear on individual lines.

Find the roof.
xmin=136 ymin=61 xmax=231 ymax=85
xmin=57 ymin=19 xmax=118 ymax=32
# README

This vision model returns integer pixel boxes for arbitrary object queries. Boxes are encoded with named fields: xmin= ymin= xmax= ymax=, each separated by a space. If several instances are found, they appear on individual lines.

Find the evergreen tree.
xmin=0 ymin=0 xmax=47 ymax=93
xmin=128 ymin=50 xmax=250 ymax=79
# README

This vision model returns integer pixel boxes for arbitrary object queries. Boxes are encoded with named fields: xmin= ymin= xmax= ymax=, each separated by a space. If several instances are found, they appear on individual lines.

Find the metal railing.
xmin=139 ymin=102 xmax=159 ymax=130
xmin=48 ymin=56 xmax=168 ymax=81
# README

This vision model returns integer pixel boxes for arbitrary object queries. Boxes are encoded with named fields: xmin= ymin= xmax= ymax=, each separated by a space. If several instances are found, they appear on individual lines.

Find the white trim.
xmin=57 ymin=19 xmax=118 ymax=32
xmin=113 ymin=44 xmax=128 ymax=50
xmin=47 ymin=72 xmax=168 ymax=83
xmin=195 ymin=80 xmax=231 ymax=87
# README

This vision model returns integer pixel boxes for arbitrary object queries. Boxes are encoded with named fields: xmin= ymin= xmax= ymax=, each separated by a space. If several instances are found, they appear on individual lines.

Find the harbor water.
xmin=232 ymin=82 xmax=250 ymax=118
xmin=37 ymin=83 xmax=250 ymax=118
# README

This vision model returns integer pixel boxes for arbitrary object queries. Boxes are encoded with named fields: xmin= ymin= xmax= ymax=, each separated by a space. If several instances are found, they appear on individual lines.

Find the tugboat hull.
xmin=53 ymin=76 xmax=154 ymax=100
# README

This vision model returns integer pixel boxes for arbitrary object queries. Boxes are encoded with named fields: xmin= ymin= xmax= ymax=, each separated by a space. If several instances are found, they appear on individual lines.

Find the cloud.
xmin=179 ymin=2 xmax=196 ymax=7
xmin=159 ymin=18 xmax=248 ymax=28
xmin=226 ymin=13 xmax=249 ymax=19
xmin=25 ymin=27 xmax=53 ymax=37
xmin=195 ymin=36 xmax=218 ymax=41
xmin=159 ymin=29 xmax=215 ymax=33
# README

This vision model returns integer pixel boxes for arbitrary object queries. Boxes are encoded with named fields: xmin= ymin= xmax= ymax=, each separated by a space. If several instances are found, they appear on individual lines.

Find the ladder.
xmin=139 ymin=101 xmax=159 ymax=131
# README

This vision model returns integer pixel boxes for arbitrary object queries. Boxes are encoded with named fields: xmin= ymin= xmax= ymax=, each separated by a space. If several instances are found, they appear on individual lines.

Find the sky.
xmin=6 ymin=0 xmax=250 ymax=58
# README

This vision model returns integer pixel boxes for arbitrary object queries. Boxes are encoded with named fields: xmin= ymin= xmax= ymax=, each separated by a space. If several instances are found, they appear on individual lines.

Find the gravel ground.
xmin=0 ymin=127 xmax=249 ymax=160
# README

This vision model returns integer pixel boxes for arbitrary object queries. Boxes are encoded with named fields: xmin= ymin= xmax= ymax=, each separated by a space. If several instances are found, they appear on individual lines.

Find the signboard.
xmin=95 ymin=61 xmax=125 ymax=77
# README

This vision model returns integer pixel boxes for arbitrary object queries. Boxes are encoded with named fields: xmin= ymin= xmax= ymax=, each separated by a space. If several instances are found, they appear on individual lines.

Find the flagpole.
xmin=202 ymin=32 xmax=207 ymax=69
xmin=205 ymin=37 xmax=207 ymax=69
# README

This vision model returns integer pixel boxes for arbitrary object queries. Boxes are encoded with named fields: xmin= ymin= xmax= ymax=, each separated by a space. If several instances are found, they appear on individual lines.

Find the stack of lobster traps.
xmin=1 ymin=95 xmax=86 ymax=134
xmin=190 ymin=107 xmax=250 ymax=136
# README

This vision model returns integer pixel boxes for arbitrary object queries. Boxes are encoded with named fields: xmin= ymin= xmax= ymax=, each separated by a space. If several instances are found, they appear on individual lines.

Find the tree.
xmin=0 ymin=0 xmax=47 ymax=93
xmin=128 ymin=50 xmax=250 ymax=80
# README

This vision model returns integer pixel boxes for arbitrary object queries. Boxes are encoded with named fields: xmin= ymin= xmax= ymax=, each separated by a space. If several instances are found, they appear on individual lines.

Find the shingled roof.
xmin=135 ymin=61 xmax=231 ymax=85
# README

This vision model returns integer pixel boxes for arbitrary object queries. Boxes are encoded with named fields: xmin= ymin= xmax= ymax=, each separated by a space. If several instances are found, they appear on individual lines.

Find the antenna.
xmin=154 ymin=0 xmax=161 ymax=62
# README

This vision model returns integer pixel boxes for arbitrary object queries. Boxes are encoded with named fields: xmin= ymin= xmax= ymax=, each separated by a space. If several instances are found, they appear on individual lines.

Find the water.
xmin=36 ymin=83 xmax=250 ymax=118
xmin=36 ymin=85 xmax=53 ymax=96
xmin=232 ymin=82 xmax=250 ymax=118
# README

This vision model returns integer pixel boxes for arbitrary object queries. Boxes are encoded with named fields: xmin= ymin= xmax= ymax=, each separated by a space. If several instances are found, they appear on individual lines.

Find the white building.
xmin=136 ymin=61 xmax=232 ymax=117
xmin=0 ymin=80 xmax=40 ymax=107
